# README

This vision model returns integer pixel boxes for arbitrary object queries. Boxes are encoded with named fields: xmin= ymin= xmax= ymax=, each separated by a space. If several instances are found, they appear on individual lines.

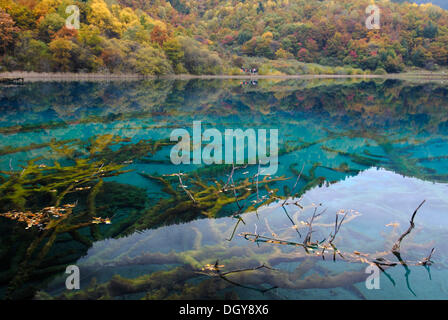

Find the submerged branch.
xmin=392 ymin=200 xmax=426 ymax=254
xmin=176 ymin=173 xmax=196 ymax=204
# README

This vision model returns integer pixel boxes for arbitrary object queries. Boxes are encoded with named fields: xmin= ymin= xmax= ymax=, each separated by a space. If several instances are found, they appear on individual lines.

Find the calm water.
xmin=0 ymin=78 xmax=448 ymax=300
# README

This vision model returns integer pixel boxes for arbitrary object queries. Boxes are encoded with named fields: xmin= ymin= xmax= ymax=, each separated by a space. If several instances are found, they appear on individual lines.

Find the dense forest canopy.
xmin=393 ymin=0 xmax=448 ymax=10
xmin=0 ymin=0 xmax=447 ymax=75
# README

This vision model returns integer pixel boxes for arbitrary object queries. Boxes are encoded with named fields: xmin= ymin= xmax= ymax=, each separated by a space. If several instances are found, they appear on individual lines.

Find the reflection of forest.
xmin=1 ymin=79 xmax=447 ymax=133
xmin=0 ymin=79 xmax=447 ymax=300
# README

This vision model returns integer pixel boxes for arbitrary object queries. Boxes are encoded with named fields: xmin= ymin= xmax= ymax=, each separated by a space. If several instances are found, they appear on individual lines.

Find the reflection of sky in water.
xmin=45 ymin=168 xmax=448 ymax=299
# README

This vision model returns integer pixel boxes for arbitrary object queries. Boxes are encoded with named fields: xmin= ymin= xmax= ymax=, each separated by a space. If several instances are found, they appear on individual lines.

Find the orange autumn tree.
xmin=150 ymin=25 xmax=168 ymax=46
xmin=52 ymin=25 xmax=78 ymax=40
xmin=1 ymin=0 xmax=448 ymax=74
xmin=0 ymin=8 xmax=19 ymax=54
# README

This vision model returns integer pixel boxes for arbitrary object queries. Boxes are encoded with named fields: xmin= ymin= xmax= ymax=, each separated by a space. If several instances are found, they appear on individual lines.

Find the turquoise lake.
xmin=0 ymin=78 xmax=448 ymax=300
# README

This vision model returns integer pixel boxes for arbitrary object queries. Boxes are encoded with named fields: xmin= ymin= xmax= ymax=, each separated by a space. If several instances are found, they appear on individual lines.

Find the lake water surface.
xmin=0 ymin=78 xmax=447 ymax=300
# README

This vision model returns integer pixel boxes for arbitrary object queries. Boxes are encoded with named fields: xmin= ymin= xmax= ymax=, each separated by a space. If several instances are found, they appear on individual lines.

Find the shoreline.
xmin=0 ymin=71 xmax=447 ymax=82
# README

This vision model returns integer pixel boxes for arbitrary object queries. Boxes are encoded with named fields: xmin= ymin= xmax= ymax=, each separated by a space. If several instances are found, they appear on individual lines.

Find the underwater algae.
xmin=15 ymin=157 xmax=435 ymax=300
xmin=2 ymin=128 xmax=444 ymax=298
xmin=0 ymin=129 xmax=292 ymax=298
xmin=0 ymin=79 xmax=447 ymax=300
xmin=0 ymin=135 xmax=166 ymax=298
xmin=39 ymin=189 xmax=433 ymax=300
xmin=1 ymin=130 xmax=445 ymax=299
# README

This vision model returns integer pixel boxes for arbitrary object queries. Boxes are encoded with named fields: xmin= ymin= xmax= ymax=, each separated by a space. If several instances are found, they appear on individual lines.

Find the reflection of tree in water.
xmin=0 ymin=79 xmax=447 ymax=299
xmin=35 ymin=164 xmax=436 ymax=300
xmin=221 ymin=167 xmax=435 ymax=298
xmin=1 ymin=79 xmax=448 ymax=130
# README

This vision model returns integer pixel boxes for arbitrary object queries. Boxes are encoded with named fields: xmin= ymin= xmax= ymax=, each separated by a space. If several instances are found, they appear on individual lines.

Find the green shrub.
xmin=373 ymin=68 xmax=387 ymax=75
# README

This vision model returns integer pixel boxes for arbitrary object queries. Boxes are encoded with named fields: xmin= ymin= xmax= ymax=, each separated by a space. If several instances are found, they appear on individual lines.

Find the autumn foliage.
xmin=0 ymin=0 xmax=447 ymax=74
xmin=0 ymin=8 xmax=19 ymax=54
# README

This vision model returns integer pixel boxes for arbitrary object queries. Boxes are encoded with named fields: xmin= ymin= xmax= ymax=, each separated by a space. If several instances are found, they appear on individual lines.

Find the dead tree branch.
xmin=392 ymin=200 xmax=425 ymax=253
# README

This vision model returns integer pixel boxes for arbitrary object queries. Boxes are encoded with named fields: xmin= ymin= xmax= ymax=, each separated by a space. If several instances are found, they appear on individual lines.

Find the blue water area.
xmin=0 ymin=78 xmax=447 ymax=300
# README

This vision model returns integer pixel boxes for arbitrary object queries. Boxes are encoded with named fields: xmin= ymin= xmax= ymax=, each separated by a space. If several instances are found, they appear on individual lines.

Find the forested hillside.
xmin=393 ymin=0 xmax=448 ymax=10
xmin=0 ymin=0 xmax=447 ymax=75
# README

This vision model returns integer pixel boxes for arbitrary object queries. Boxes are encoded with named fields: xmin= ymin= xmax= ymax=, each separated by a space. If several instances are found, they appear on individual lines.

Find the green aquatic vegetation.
xmin=39 ymin=198 xmax=435 ymax=300
xmin=86 ymin=135 xmax=175 ymax=164
xmin=280 ymin=135 xmax=337 ymax=156
xmin=374 ymin=138 xmax=448 ymax=182
xmin=289 ymin=162 xmax=329 ymax=195
xmin=46 ymin=266 xmax=199 ymax=300
xmin=0 ymin=139 xmax=79 ymax=157
xmin=182 ymin=163 xmax=234 ymax=178
xmin=85 ymin=180 xmax=105 ymax=241
xmin=317 ymin=127 xmax=448 ymax=183
xmin=0 ymin=121 xmax=69 ymax=135
xmin=321 ymin=143 xmax=432 ymax=182
xmin=0 ymin=158 xmax=126 ymax=211
xmin=361 ymin=147 xmax=387 ymax=158
xmin=84 ymin=135 xmax=131 ymax=156
xmin=3 ymin=203 xmax=100 ymax=299
xmin=284 ymin=126 xmax=448 ymax=190
xmin=321 ymin=146 xmax=382 ymax=167
xmin=319 ymin=162 xmax=360 ymax=175
xmin=43 ymin=241 xmax=369 ymax=300
xmin=121 ymin=171 xmax=289 ymax=234
xmin=21 ymin=133 xmax=175 ymax=168
xmin=74 ymin=181 xmax=148 ymax=239
xmin=0 ymin=178 xmax=147 ymax=299
xmin=0 ymin=145 xmax=134 ymax=298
